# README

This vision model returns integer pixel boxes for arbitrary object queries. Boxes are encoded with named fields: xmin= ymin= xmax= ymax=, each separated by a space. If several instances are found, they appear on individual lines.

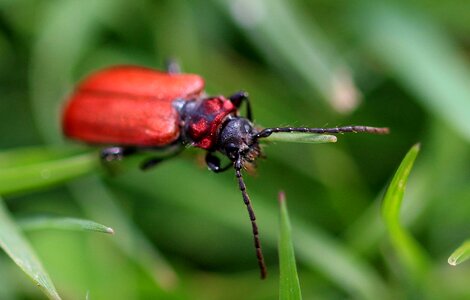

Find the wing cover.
xmin=62 ymin=66 xmax=205 ymax=146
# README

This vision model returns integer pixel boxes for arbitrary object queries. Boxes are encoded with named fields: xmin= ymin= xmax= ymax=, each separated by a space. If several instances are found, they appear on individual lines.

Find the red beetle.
xmin=62 ymin=64 xmax=389 ymax=279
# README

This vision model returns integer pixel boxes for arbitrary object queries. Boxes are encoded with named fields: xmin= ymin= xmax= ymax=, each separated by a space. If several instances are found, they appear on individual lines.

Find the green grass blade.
xmin=278 ymin=191 xmax=302 ymax=300
xmin=263 ymin=133 xmax=337 ymax=144
xmin=0 ymin=199 xmax=61 ymax=300
xmin=0 ymin=150 xmax=99 ymax=196
xmin=381 ymin=144 xmax=428 ymax=280
xmin=448 ymin=240 xmax=470 ymax=266
xmin=18 ymin=216 xmax=114 ymax=234
xmin=0 ymin=146 xmax=85 ymax=169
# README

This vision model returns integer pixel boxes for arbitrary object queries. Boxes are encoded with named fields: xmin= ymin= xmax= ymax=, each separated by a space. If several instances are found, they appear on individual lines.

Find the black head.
xmin=217 ymin=117 xmax=261 ymax=163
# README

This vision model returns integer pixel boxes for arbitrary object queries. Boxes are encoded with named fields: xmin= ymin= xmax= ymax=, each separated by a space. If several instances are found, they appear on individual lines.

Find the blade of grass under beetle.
xmin=0 ymin=150 xmax=99 ymax=196
xmin=278 ymin=191 xmax=302 ymax=300
xmin=18 ymin=216 xmax=114 ymax=234
xmin=0 ymin=198 xmax=61 ymax=300
xmin=381 ymin=144 xmax=429 ymax=281
xmin=0 ymin=146 xmax=175 ymax=196
xmin=263 ymin=132 xmax=337 ymax=144
xmin=448 ymin=240 xmax=470 ymax=266
xmin=0 ymin=146 xmax=85 ymax=169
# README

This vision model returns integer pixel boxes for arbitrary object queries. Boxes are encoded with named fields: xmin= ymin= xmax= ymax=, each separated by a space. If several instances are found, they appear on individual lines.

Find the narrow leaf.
xmin=0 ymin=151 xmax=99 ymax=196
xmin=448 ymin=240 xmax=470 ymax=266
xmin=0 ymin=146 xmax=84 ymax=169
xmin=381 ymin=144 xmax=428 ymax=279
xmin=18 ymin=216 xmax=114 ymax=234
xmin=0 ymin=199 xmax=61 ymax=300
xmin=0 ymin=146 xmax=175 ymax=196
xmin=263 ymin=132 xmax=337 ymax=144
xmin=278 ymin=191 xmax=302 ymax=300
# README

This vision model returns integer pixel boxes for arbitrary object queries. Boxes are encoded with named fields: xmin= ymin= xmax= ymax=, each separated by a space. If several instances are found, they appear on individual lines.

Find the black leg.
xmin=101 ymin=147 xmax=136 ymax=162
xmin=140 ymin=157 xmax=167 ymax=170
xmin=229 ymin=91 xmax=252 ymax=121
xmin=165 ymin=58 xmax=181 ymax=74
xmin=205 ymin=152 xmax=232 ymax=173
xmin=139 ymin=146 xmax=184 ymax=171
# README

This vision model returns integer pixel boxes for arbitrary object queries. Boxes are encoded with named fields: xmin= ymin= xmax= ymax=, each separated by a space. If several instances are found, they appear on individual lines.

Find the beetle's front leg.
xmin=205 ymin=152 xmax=232 ymax=173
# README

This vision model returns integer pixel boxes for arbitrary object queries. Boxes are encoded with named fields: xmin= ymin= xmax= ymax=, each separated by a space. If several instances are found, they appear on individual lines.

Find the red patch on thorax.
xmin=186 ymin=96 xmax=236 ymax=150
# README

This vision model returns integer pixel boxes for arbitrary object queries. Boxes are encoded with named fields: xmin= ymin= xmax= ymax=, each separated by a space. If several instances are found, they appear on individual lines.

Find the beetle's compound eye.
xmin=225 ymin=143 xmax=239 ymax=160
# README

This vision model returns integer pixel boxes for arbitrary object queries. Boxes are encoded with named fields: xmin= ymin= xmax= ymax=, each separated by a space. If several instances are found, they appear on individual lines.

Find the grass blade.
xmin=381 ymin=144 xmax=428 ymax=280
xmin=263 ymin=133 xmax=337 ymax=144
xmin=18 ymin=216 xmax=114 ymax=234
xmin=448 ymin=240 xmax=470 ymax=266
xmin=0 ymin=149 xmax=98 ymax=196
xmin=0 ymin=199 xmax=61 ymax=300
xmin=278 ymin=191 xmax=302 ymax=300
xmin=0 ymin=146 xmax=84 ymax=168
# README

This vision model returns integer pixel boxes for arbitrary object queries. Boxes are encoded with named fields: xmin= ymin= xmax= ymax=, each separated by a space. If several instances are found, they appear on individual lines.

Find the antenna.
xmin=255 ymin=125 xmax=389 ymax=139
xmin=235 ymin=159 xmax=267 ymax=279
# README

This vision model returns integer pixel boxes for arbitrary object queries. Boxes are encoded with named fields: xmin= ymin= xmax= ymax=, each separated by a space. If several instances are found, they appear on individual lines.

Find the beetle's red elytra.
xmin=63 ymin=66 xmax=205 ymax=146
xmin=62 ymin=64 xmax=389 ymax=279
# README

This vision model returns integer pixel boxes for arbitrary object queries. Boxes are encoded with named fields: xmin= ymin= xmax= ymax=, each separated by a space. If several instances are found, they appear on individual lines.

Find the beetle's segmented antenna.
xmin=255 ymin=126 xmax=389 ymax=139
xmin=234 ymin=160 xmax=267 ymax=279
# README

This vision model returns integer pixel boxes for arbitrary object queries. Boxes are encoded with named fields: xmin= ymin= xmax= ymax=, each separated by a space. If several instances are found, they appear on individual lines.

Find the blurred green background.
xmin=1 ymin=0 xmax=470 ymax=299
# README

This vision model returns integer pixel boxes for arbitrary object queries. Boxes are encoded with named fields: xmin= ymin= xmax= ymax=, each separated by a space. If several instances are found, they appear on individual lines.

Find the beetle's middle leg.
xmin=139 ymin=145 xmax=184 ymax=171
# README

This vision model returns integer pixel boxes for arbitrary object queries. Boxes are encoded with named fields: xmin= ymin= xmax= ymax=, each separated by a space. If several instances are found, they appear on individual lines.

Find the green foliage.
xmin=1 ymin=0 xmax=470 ymax=299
